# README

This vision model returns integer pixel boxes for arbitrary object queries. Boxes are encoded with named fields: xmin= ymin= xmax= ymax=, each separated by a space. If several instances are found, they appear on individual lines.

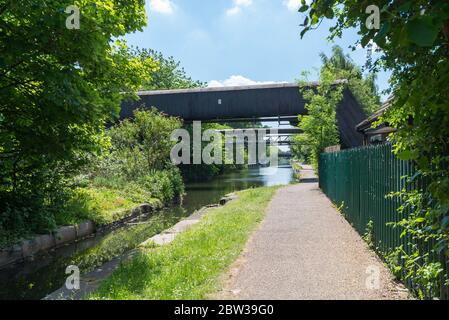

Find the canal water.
xmin=0 ymin=161 xmax=295 ymax=300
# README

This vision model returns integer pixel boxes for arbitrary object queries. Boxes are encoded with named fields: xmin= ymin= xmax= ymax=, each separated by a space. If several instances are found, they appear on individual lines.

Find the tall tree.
xmin=138 ymin=49 xmax=205 ymax=90
xmin=292 ymin=46 xmax=380 ymax=167
xmin=320 ymin=45 xmax=381 ymax=115
xmin=0 ymin=1 xmax=155 ymax=214
xmin=293 ymin=68 xmax=343 ymax=169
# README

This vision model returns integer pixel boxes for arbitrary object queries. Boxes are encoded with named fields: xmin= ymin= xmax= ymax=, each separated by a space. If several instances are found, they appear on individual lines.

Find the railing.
xmin=318 ymin=143 xmax=448 ymax=299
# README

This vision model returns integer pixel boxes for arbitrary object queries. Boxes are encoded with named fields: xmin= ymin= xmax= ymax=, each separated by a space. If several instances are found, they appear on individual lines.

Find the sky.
xmin=124 ymin=0 xmax=390 ymax=97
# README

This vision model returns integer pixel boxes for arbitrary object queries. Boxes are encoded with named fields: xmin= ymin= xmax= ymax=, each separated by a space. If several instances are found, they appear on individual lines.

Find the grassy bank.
xmin=89 ymin=186 xmax=279 ymax=300
xmin=57 ymin=186 xmax=164 ymax=227
xmin=0 ymin=184 xmax=168 ymax=248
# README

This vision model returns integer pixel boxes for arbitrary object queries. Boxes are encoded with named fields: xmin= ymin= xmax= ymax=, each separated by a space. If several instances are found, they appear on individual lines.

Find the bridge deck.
xmin=120 ymin=82 xmax=366 ymax=148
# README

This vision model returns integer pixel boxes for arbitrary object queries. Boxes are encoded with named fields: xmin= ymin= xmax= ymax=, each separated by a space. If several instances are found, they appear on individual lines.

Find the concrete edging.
xmin=44 ymin=193 xmax=239 ymax=300
xmin=0 ymin=203 xmax=154 ymax=269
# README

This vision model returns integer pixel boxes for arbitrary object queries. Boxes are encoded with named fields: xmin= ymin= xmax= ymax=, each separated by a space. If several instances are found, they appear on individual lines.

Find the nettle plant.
xmin=298 ymin=0 xmax=449 ymax=298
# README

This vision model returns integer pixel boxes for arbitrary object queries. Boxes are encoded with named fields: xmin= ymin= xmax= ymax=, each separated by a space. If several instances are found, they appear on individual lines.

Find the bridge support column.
xmin=255 ymin=130 xmax=259 ymax=165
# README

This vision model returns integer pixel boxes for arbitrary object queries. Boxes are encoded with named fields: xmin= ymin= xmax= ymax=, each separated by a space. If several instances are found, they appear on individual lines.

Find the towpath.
xmin=218 ymin=165 xmax=409 ymax=300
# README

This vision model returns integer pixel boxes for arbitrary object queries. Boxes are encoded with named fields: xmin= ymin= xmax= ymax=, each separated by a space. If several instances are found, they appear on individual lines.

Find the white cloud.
xmin=226 ymin=6 xmax=241 ymax=16
xmin=226 ymin=0 xmax=252 ymax=16
xmin=208 ymin=75 xmax=287 ymax=87
xmin=283 ymin=0 xmax=310 ymax=11
xmin=149 ymin=0 xmax=174 ymax=14
xmin=235 ymin=0 xmax=252 ymax=6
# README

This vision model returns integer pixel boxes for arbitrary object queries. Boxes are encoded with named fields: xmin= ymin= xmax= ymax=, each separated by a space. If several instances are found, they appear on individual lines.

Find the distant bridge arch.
xmin=120 ymin=82 xmax=366 ymax=148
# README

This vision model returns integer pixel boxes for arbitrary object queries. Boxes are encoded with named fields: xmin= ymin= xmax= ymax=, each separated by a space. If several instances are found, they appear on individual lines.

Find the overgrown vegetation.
xmin=78 ymin=108 xmax=185 ymax=223
xmin=299 ymin=0 xmax=449 ymax=298
xmin=0 ymin=107 xmax=186 ymax=247
xmin=89 ymin=186 xmax=279 ymax=300
xmin=293 ymin=69 xmax=343 ymax=170
xmin=362 ymin=220 xmax=375 ymax=249
xmin=0 ymin=1 xmax=207 ymax=247
xmin=0 ymin=0 xmax=156 ymax=246
xmin=319 ymin=46 xmax=380 ymax=115
xmin=138 ymin=49 xmax=205 ymax=90
xmin=291 ymin=161 xmax=302 ymax=181
xmin=292 ymin=46 xmax=380 ymax=169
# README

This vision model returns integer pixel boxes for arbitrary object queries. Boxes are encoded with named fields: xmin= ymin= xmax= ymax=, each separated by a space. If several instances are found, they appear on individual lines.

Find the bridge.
xmin=121 ymin=82 xmax=366 ymax=148
xmin=213 ymin=128 xmax=301 ymax=146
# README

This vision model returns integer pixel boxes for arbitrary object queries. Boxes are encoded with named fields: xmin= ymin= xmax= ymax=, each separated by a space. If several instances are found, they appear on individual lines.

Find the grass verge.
xmin=58 ymin=186 xmax=163 ymax=226
xmin=89 ymin=186 xmax=279 ymax=300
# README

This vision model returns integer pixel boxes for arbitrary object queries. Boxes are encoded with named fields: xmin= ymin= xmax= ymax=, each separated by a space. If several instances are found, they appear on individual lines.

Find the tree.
xmin=0 ymin=1 xmax=155 ymax=226
xmin=294 ymin=68 xmax=343 ymax=169
xmin=298 ymin=0 xmax=449 ymax=298
xmin=320 ymin=45 xmax=380 ymax=115
xmin=292 ymin=46 xmax=379 ymax=167
xmin=138 ymin=49 xmax=205 ymax=90
xmin=107 ymin=108 xmax=182 ymax=177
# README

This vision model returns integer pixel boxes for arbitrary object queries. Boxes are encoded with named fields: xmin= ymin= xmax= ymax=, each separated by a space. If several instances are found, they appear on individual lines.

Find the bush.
xmin=142 ymin=166 xmax=185 ymax=204
xmin=79 ymin=109 xmax=185 ymax=222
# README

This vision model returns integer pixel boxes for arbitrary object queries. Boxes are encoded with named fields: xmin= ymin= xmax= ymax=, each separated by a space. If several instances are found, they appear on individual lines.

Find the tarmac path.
xmin=218 ymin=166 xmax=409 ymax=300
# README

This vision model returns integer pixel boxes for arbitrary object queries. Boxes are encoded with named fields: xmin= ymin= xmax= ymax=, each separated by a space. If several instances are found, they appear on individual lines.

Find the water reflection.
xmin=0 ymin=160 xmax=294 ymax=300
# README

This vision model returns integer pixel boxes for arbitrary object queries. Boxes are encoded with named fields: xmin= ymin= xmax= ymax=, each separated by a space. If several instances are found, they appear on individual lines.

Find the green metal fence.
xmin=319 ymin=143 xmax=448 ymax=299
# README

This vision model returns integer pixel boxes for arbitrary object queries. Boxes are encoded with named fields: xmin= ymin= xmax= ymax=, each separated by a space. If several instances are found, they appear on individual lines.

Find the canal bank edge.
xmin=44 ymin=193 xmax=238 ymax=300
xmin=140 ymin=193 xmax=238 ymax=247
xmin=291 ymin=160 xmax=302 ymax=181
xmin=0 ymin=203 xmax=156 ymax=269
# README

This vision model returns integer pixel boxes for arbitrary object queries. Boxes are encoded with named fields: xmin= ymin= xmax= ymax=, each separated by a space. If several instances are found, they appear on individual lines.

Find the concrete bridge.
xmin=120 ymin=82 xmax=366 ymax=148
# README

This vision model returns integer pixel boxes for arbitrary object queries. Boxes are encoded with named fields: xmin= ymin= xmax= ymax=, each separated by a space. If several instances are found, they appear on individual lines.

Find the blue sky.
xmin=124 ymin=0 xmax=390 ymax=97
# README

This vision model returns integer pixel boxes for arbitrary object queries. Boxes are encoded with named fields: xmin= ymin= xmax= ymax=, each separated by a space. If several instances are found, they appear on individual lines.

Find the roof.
xmin=356 ymin=98 xmax=393 ymax=132
xmin=137 ymin=80 xmax=349 ymax=96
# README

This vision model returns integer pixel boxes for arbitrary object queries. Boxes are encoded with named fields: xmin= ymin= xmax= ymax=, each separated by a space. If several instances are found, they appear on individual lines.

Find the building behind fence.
xmin=319 ymin=143 xmax=448 ymax=299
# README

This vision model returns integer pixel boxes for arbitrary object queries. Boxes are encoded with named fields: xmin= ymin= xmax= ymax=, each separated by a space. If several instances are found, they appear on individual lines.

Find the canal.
xmin=0 ymin=161 xmax=295 ymax=300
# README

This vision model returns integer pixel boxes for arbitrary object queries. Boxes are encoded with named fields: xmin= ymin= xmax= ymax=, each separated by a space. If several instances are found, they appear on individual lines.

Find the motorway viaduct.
xmin=120 ymin=82 xmax=367 ymax=148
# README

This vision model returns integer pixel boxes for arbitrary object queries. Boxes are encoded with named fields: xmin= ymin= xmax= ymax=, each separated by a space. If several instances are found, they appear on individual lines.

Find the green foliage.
xmin=320 ymin=46 xmax=380 ymax=115
xmin=363 ymin=220 xmax=375 ymax=248
xmin=89 ymin=108 xmax=185 ymax=206
xmin=138 ymin=49 xmax=205 ymax=90
xmin=384 ymin=246 xmax=404 ymax=279
xmin=387 ymin=187 xmax=448 ymax=297
xmin=292 ymin=46 xmax=380 ymax=168
xmin=383 ymin=242 xmax=444 ymax=298
xmin=290 ymin=161 xmax=303 ymax=180
xmin=294 ymin=68 xmax=343 ymax=170
xmin=0 ymin=0 xmax=155 ymax=244
xmin=106 ymin=108 xmax=182 ymax=174
xmin=291 ymin=132 xmax=313 ymax=164
xmin=60 ymin=185 xmax=163 ymax=226
xmin=299 ymin=0 xmax=449 ymax=298
xmin=142 ymin=168 xmax=184 ymax=204
xmin=0 ymin=106 xmax=186 ymax=247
